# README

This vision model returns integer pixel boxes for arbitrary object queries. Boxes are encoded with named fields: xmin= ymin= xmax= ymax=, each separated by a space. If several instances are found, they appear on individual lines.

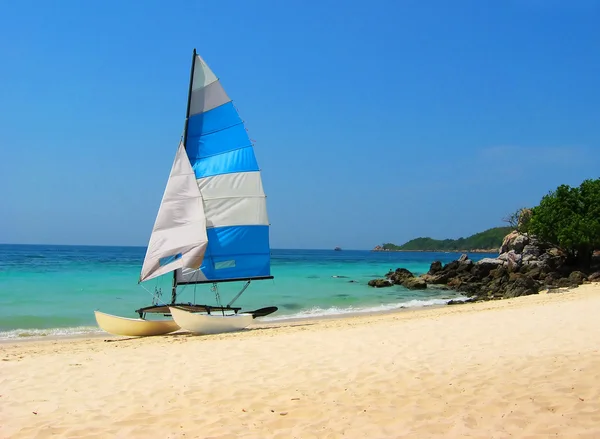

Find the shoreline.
xmin=0 ymin=298 xmax=464 ymax=344
xmin=3 ymin=284 xmax=600 ymax=438
xmin=0 ymin=284 xmax=586 ymax=346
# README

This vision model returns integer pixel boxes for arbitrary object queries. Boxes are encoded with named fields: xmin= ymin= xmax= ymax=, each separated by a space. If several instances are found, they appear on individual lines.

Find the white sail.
xmin=139 ymin=141 xmax=208 ymax=282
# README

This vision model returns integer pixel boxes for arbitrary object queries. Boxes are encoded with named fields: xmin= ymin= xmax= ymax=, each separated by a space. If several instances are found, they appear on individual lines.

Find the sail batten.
xmin=176 ymin=52 xmax=271 ymax=285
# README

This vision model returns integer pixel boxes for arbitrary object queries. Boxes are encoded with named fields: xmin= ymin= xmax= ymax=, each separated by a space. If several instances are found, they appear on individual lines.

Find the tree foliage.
xmin=528 ymin=178 xmax=600 ymax=267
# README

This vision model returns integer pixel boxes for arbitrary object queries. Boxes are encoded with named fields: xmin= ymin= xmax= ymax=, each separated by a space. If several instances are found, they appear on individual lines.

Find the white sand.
xmin=2 ymin=284 xmax=600 ymax=438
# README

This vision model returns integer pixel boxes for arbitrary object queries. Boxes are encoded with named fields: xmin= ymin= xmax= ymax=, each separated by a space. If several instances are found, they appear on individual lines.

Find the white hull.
xmin=169 ymin=306 xmax=254 ymax=335
xmin=94 ymin=311 xmax=180 ymax=337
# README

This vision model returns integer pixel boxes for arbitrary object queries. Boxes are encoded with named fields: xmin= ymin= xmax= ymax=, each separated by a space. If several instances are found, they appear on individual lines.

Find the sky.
xmin=0 ymin=0 xmax=599 ymax=250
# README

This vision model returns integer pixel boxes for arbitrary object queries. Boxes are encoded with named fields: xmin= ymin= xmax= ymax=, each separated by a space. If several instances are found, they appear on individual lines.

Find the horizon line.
xmin=0 ymin=243 xmax=371 ymax=251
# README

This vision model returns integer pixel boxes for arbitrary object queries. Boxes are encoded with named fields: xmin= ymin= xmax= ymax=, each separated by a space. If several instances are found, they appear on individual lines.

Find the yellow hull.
xmin=94 ymin=311 xmax=180 ymax=337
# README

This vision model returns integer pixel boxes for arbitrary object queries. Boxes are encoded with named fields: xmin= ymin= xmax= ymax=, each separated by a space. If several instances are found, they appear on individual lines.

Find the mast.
xmin=171 ymin=48 xmax=198 ymax=305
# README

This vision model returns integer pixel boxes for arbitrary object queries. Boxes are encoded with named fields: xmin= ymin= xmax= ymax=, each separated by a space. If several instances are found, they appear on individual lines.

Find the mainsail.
xmin=139 ymin=141 xmax=208 ymax=282
xmin=176 ymin=51 xmax=272 ymax=284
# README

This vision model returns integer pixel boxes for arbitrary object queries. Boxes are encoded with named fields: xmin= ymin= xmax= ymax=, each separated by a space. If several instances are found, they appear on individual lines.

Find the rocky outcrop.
xmin=369 ymin=230 xmax=599 ymax=301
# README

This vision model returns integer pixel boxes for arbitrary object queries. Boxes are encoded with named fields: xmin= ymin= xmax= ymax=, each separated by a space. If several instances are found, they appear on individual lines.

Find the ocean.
xmin=0 ymin=245 xmax=496 ymax=339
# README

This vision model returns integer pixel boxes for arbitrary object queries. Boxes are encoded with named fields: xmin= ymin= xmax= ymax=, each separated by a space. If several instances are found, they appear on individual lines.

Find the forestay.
xmin=176 ymin=53 xmax=271 ymax=284
xmin=139 ymin=142 xmax=208 ymax=282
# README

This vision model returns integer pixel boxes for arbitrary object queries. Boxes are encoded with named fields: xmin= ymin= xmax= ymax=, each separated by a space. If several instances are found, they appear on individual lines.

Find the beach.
xmin=2 ymin=284 xmax=600 ymax=438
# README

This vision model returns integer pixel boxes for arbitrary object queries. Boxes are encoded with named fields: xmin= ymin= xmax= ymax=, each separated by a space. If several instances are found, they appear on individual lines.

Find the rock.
xmin=457 ymin=259 xmax=473 ymax=272
xmin=447 ymin=298 xmax=475 ymax=305
xmin=522 ymin=244 xmax=541 ymax=258
xmin=568 ymin=271 xmax=587 ymax=285
xmin=512 ymin=235 xmax=529 ymax=253
xmin=556 ymin=278 xmax=573 ymax=288
xmin=386 ymin=268 xmax=414 ymax=284
xmin=447 ymin=278 xmax=462 ymax=289
xmin=458 ymin=253 xmax=469 ymax=263
xmin=524 ymin=266 xmax=543 ymax=280
xmin=547 ymin=248 xmax=563 ymax=257
xmin=543 ymin=272 xmax=561 ymax=286
xmin=504 ymin=275 xmax=539 ymax=298
xmin=470 ymin=263 xmax=493 ymax=278
xmin=523 ymin=259 xmax=545 ymax=267
xmin=428 ymin=261 xmax=442 ymax=275
xmin=476 ymin=258 xmax=505 ymax=267
xmin=368 ymin=279 xmax=392 ymax=288
xmin=588 ymin=271 xmax=600 ymax=282
xmin=402 ymin=277 xmax=427 ymax=290
xmin=456 ymin=281 xmax=483 ymax=296
xmin=443 ymin=260 xmax=460 ymax=271
xmin=500 ymin=232 xmax=533 ymax=254
xmin=498 ymin=251 xmax=522 ymax=268
xmin=500 ymin=231 xmax=519 ymax=254
xmin=489 ymin=266 xmax=508 ymax=280
xmin=423 ymin=271 xmax=454 ymax=284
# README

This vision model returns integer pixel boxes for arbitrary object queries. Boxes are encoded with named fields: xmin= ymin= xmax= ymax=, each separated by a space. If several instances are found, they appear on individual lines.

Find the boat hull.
xmin=94 ymin=311 xmax=180 ymax=337
xmin=169 ymin=306 xmax=254 ymax=335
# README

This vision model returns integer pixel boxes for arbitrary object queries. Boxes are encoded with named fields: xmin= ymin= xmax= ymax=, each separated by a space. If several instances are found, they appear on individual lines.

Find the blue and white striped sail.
xmin=176 ymin=53 xmax=271 ymax=284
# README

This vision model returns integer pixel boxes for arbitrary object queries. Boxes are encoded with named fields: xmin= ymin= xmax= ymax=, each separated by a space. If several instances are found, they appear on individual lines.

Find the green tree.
xmin=528 ymin=179 xmax=600 ymax=268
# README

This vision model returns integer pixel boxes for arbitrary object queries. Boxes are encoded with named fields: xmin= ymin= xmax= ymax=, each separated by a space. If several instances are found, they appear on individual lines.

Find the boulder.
xmin=422 ymin=271 xmax=454 ymax=284
xmin=443 ymin=260 xmax=460 ymax=271
xmin=386 ymin=268 xmax=415 ymax=284
xmin=470 ymin=262 xmax=496 ymax=279
xmin=447 ymin=298 xmax=475 ymax=305
xmin=500 ymin=231 xmax=519 ymax=254
xmin=512 ymin=234 xmax=529 ymax=253
xmin=504 ymin=274 xmax=539 ymax=298
xmin=368 ymin=279 xmax=392 ymax=288
xmin=458 ymin=253 xmax=469 ymax=263
xmin=476 ymin=258 xmax=505 ymax=267
xmin=457 ymin=259 xmax=474 ymax=272
xmin=428 ymin=261 xmax=442 ymax=275
xmin=568 ymin=271 xmax=587 ymax=285
xmin=588 ymin=271 xmax=600 ymax=282
xmin=498 ymin=251 xmax=522 ymax=268
xmin=447 ymin=278 xmax=462 ymax=289
xmin=556 ymin=278 xmax=573 ymax=288
xmin=543 ymin=272 xmax=562 ymax=286
xmin=402 ymin=277 xmax=428 ymax=290
xmin=489 ymin=265 xmax=508 ymax=281
xmin=456 ymin=281 xmax=483 ymax=296
xmin=522 ymin=244 xmax=541 ymax=258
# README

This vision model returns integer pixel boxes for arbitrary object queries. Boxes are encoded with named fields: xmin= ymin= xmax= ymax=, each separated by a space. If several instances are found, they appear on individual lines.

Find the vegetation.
xmin=502 ymin=207 xmax=532 ymax=233
xmin=528 ymin=178 xmax=600 ymax=268
xmin=381 ymin=178 xmax=600 ymax=261
xmin=381 ymin=226 xmax=512 ymax=251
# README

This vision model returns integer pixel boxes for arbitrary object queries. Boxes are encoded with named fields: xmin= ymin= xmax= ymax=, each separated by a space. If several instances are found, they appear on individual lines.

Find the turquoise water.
xmin=0 ymin=245 xmax=495 ymax=338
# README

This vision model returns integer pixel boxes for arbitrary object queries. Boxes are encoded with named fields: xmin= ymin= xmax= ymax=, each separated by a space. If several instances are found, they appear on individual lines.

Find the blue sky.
xmin=1 ymin=0 xmax=598 ymax=249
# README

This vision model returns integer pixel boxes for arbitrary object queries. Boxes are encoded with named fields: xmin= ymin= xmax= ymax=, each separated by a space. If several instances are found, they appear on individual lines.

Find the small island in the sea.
xmin=373 ymin=226 xmax=512 ymax=253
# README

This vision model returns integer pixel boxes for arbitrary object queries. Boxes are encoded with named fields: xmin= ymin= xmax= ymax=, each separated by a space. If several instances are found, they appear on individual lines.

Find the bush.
xmin=528 ymin=179 xmax=600 ymax=268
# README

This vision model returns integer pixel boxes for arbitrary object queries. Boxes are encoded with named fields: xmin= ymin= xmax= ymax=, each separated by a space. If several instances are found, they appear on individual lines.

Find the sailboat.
xmin=94 ymin=49 xmax=277 ymax=336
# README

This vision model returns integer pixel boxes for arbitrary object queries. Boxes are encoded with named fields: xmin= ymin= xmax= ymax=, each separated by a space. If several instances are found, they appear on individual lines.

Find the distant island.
xmin=373 ymin=226 xmax=512 ymax=252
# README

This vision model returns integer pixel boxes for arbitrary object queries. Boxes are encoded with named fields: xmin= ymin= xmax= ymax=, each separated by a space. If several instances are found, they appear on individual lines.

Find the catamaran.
xmin=94 ymin=49 xmax=277 ymax=336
